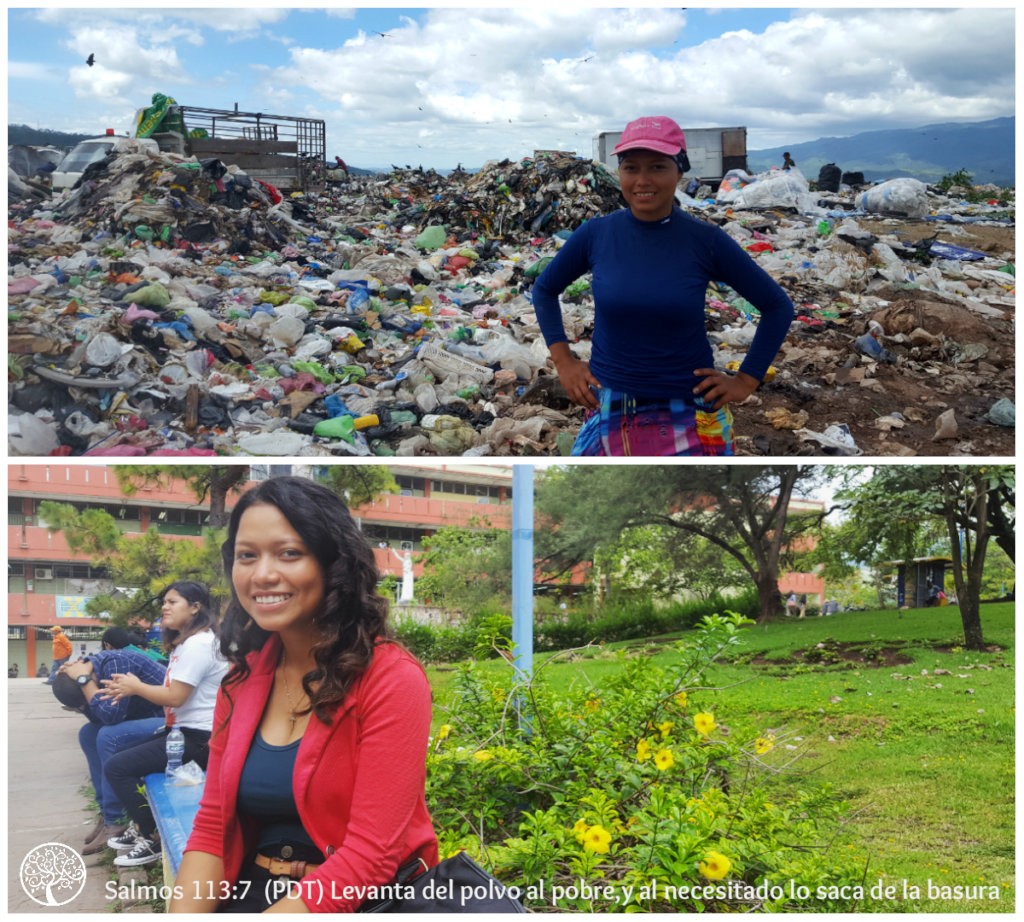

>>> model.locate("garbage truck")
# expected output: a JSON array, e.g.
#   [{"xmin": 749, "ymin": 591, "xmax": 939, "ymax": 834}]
[
  {"xmin": 593, "ymin": 126, "xmax": 747, "ymax": 187},
  {"xmin": 132, "ymin": 98, "xmax": 327, "ymax": 194}
]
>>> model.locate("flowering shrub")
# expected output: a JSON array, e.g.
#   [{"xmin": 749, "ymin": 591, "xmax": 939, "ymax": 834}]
[{"xmin": 425, "ymin": 612, "xmax": 864, "ymax": 911}]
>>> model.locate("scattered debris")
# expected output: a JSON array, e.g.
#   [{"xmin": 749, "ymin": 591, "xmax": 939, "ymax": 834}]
[{"xmin": 7, "ymin": 148, "xmax": 1015, "ymax": 456}]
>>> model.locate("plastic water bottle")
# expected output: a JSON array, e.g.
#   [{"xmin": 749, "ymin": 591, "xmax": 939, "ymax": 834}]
[{"xmin": 166, "ymin": 726, "xmax": 185, "ymax": 781}]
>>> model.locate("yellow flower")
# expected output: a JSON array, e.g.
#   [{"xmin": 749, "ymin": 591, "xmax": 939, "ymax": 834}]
[
  {"xmin": 654, "ymin": 749, "xmax": 675, "ymax": 771},
  {"xmin": 754, "ymin": 734, "xmax": 775, "ymax": 754},
  {"xmin": 694, "ymin": 712, "xmax": 716, "ymax": 736},
  {"xmin": 438, "ymin": 724, "xmax": 452, "ymax": 741},
  {"xmin": 699, "ymin": 850, "xmax": 732, "ymax": 880},
  {"xmin": 636, "ymin": 739, "xmax": 652, "ymax": 762},
  {"xmin": 572, "ymin": 818, "xmax": 589, "ymax": 843},
  {"xmin": 473, "ymin": 750, "xmax": 493, "ymax": 761},
  {"xmin": 584, "ymin": 696, "xmax": 601, "ymax": 713},
  {"xmin": 657, "ymin": 720, "xmax": 675, "ymax": 739},
  {"xmin": 674, "ymin": 691, "xmax": 688, "ymax": 709},
  {"xmin": 583, "ymin": 824, "xmax": 612, "ymax": 855}
]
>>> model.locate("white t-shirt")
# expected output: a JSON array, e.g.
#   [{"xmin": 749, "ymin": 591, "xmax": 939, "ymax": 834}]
[{"xmin": 165, "ymin": 630, "xmax": 229, "ymax": 732}]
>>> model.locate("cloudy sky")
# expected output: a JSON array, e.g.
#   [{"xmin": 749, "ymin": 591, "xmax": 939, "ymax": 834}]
[{"xmin": 8, "ymin": 6, "xmax": 1015, "ymax": 169}]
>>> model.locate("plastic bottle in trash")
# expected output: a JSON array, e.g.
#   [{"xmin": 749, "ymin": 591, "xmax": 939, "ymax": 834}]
[{"xmin": 166, "ymin": 724, "xmax": 185, "ymax": 780}]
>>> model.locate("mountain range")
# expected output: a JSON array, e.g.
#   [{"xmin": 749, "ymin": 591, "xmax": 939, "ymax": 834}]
[{"xmin": 747, "ymin": 117, "xmax": 1014, "ymax": 187}]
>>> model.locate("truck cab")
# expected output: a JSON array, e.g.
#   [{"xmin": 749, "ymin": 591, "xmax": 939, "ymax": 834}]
[{"xmin": 52, "ymin": 134, "xmax": 159, "ymax": 190}]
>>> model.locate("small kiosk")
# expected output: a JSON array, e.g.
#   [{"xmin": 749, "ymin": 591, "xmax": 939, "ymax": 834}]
[{"xmin": 886, "ymin": 556, "xmax": 953, "ymax": 608}]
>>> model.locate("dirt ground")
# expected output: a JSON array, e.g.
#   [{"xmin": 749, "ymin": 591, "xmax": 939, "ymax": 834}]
[{"xmin": 732, "ymin": 220, "xmax": 1015, "ymax": 457}]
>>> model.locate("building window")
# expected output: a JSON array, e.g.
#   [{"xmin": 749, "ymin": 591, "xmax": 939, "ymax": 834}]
[
  {"xmin": 51, "ymin": 563, "xmax": 107, "ymax": 580},
  {"xmin": 395, "ymin": 476, "xmax": 425, "ymax": 497},
  {"xmin": 362, "ymin": 525, "xmax": 424, "ymax": 549},
  {"xmin": 430, "ymin": 481, "xmax": 510, "ymax": 503}
]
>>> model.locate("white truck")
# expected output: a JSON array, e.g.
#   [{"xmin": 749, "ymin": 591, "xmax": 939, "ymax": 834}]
[
  {"xmin": 51, "ymin": 133, "xmax": 159, "ymax": 190},
  {"xmin": 593, "ymin": 126, "xmax": 747, "ymax": 186}
]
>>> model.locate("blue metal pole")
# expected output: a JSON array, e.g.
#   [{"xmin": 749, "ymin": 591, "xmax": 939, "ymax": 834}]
[{"xmin": 511, "ymin": 465, "xmax": 534, "ymax": 686}]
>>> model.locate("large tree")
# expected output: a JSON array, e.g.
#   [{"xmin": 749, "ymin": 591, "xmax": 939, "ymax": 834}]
[
  {"xmin": 838, "ymin": 465, "xmax": 1014, "ymax": 650},
  {"xmin": 115, "ymin": 465, "xmax": 248, "ymax": 527},
  {"xmin": 535, "ymin": 465, "xmax": 823, "ymax": 623},
  {"xmin": 415, "ymin": 520, "xmax": 511, "ymax": 613},
  {"xmin": 38, "ymin": 500, "xmax": 226, "ymax": 626},
  {"xmin": 319, "ymin": 465, "xmax": 399, "ymax": 507}
]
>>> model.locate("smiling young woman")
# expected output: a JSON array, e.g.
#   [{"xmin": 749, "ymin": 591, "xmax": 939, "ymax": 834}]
[
  {"xmin": 533, "ymin": 115, "xmax": 794, "ymax": 456},
  {"xmin": 170, "ymin": 476, "xmax": 437, "ymax": 914}
]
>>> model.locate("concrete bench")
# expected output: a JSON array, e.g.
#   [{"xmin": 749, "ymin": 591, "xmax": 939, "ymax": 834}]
[{"xmin": 144, "ymin": 772, "xmax": 204, "ymax": 888}]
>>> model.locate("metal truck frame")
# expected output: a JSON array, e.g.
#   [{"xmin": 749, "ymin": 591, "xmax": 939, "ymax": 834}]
[{"xmin": 154, "ymin": 105, "xmax": 326, "ymax": 193}]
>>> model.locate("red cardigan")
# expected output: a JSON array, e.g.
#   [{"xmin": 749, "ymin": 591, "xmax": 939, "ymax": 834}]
[{"xmin": 184, "ymin": 635, "xmax": 439, "ymax": 912}]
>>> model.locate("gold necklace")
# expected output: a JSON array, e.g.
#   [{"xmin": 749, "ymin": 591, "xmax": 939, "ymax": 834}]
[{"xmin": 279, "ymin": 649, "xmax": 307, "ymax": 728}]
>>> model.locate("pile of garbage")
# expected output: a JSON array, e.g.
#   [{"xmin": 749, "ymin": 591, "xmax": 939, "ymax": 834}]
[{"xmin": 8, "ymin": 147, "xmax": 1016, "ymax": 457}]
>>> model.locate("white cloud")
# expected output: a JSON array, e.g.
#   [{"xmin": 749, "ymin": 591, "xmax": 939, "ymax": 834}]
[
  {"xmin": 13, "ymin": 7, "xmax": 1015, "ymax": 166},
  {"xmin": 252, "ymin": 7, "xmax": 1012, "ymax": 162},
  {"xmin": 9, "ymin": 62, "xmax": 57, "ymax": 81},
  {"xmin": 64, "ymin": 26, "xmax": 191, "ymax": 103}
]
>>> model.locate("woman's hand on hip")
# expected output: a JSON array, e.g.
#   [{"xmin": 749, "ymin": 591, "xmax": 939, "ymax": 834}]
[
  {"xmin": 692, "ymin": 369, "xmax": 759, "ymax": 410},
  {"xmin": 550, "ymin": 343, "xmax": 600, "ymax": 409}
]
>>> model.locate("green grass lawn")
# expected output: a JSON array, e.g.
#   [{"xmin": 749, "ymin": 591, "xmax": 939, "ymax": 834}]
[{"xmin": 426, "ymin": 604, "xmax": 1015, "ymax": 913}]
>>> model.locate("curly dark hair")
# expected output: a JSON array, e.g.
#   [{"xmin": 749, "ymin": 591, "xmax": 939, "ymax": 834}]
[
  {"xmin": 219, "ymin": 476, "xmax": 391, "ymax": 725},
  {"xmin": 160, "ymin": 580, "xmax": 217, "ymax": 652}
]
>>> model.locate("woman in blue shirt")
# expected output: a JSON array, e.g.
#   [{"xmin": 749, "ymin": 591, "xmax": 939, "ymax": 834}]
[{"xmin": 533, "ymin": 116, "xmax": 794, "ymax": 456}]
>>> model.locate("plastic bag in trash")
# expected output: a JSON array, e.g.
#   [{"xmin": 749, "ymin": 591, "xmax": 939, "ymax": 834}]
[
  {"xmin": 734, "ymin": 168, "xmax": 809, "ymax": 209},
  {"xmin": 857, "ymin": 178, "xmax": 929, "ymax": 218},
  {"xmin": 795, "ymin": 423, "xmax": 863, "ymax": 456},
  {"xmin": 716, "ymin": 169, "xmax": 755, "ymax": 202},
  {"xmin": 986, "ymin": 398, "xmax": 1015, "ymax": 427}
]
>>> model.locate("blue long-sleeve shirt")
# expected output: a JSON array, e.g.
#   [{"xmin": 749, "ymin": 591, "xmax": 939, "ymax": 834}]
[
  {"xmin": 85, "ymin": 647, "xmax": 167, "ymax": 725},
  {"xmin": 532, "ymin": 207, "xmax": 794, "ymax": 399}
]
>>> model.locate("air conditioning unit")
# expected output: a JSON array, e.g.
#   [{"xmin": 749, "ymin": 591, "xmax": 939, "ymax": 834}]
[
  {"xmin": 400, "ymin": 541, "xmax": 414, "ymax": 551},
  {"xmin": 35, "ymin": 568, "xmax": 53, "ymax": 580}
]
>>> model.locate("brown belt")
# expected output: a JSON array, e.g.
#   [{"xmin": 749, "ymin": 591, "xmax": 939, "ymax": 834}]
[{"xmin": 254, "ymin": 852, "xmax": 320, "ymax": 879}]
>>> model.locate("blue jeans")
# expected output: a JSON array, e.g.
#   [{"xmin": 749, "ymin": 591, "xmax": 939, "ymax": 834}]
[
  {"xmin": 46, "ymin": 656, "xmax": 70, "ymax": 684},
  {"xmin": 79, "ymin": 718, "xmax": 166, "ymax": 823}
]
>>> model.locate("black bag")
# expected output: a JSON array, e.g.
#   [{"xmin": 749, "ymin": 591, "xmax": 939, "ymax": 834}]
[
  {"xmin": 360, "ymin": 851, "xmax": 526, "ymax": 913},
  {"xmin": 818, "ymin": 163, "xmax": 842, "ymax": 193}
]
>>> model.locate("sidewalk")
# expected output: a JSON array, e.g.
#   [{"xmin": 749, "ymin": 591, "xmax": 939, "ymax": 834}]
[{"xmin": 8, "ymin": 677, "xmax": 125, "ymax": 913}]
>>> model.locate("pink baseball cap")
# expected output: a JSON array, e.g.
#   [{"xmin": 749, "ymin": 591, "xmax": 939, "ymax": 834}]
[{"xmin": 612, "ymin": 116, "xmax": 687, "ymax": 157}]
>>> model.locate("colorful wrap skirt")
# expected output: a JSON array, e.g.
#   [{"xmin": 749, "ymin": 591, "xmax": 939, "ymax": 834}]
[{"xmin": 571, "ymin": 388, "xmax": 735, "ymax": 457}]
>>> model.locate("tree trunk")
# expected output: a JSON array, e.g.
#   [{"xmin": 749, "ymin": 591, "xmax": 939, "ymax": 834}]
[
  {"xmin": 208, "ymin": 467, "xmax": 247, "ymax": 528},
  {"xmin": 960, "ymin": 599, "xmax": 985, "ymax": 650},
  {"xmin": 754, "ymin": 571, "xmax": 782, "ymax": 623},
  {"xmin": 945, "ymin": 472, "xmax": 989, "ymax": 651}
]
